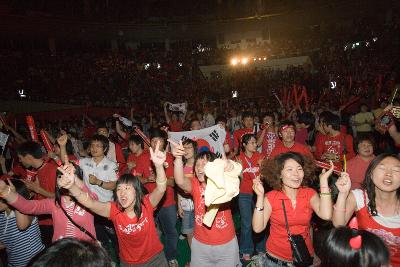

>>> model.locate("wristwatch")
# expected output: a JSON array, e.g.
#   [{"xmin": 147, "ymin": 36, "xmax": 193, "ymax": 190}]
[{"xmin": 98, "ymin": 180, "xmax": 104, "ymax": 187}]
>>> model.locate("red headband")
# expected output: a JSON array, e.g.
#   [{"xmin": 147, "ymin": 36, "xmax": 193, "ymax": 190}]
[{"xmin": 279, "ymin": 124, "xmax": 295, "ymax": 132}]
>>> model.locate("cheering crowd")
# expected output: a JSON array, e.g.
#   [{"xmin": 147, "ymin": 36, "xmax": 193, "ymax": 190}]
[
  {"xmin": 0, "ymin": 92, "xmax": 399, "ymax": 267},
  {"xmin": 0, "ymin": 9, "xmax": 400, "ymax": 267}
]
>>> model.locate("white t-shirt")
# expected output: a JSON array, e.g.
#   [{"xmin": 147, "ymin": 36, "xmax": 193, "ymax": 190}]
[
  {"xmin": 352, "ymin": 189, "xmax": 400, "ymax": 228},
  {"xmin": 79, "ymin": 157, "xmax": 118, "ymax": 202}
]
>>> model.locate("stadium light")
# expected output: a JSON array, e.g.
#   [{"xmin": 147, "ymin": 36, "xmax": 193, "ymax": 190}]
[
  {"xmin": 241, "ymin": 57, "xmax": 248, "ymax": 65},
  {"xmin": 231, "ymin": 58, "xmax": 238, "ymax": 66}
]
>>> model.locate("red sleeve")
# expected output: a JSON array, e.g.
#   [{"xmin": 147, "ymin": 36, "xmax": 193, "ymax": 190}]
[
  {"xmin": 11, "ymin": 196, "xmax": 53, "ymax": 215},
  {"xmin": 109, "ymin": 202, "xmax": 120, "ymax": 220},
  {"xmin": 165, "ymin": 154, "xmax": 174, "ymax": 179},
  {"xmin": 115, "ymin": 143, "xmax": 126, "ymax": 164}
]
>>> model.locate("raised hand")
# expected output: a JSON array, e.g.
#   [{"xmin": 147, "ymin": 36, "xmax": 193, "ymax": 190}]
[
  {"xmin": 335, "ymin": 172, "xmax": 351, "ymax": 194},
  {"xmin": 319, "ymin": 160, "xmax": 335, "ymax": 182},
  {"xmin": 0, "ymin": 180, "xmax": 8, "ymax": 195},
  {"xmin": 252, "ymin": 177, "xmax": 265, "ymax": 197},
  {"xmin": 167, "ymin": 139, "xmax": 185, "ymax": 159},
  {"xmin": 150, "ymin": 140, "xmax": 166, "ymax": 168},
  {"xmin": 57, "ymin": 134, "xmax": 68, "ymax": 147},
  {"xmin": 57, "ymin": 161, "xmax": 76, "ymax": 189}
]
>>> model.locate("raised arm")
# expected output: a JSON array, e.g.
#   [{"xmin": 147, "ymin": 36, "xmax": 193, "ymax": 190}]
[
  {"xmin": 310, "ymin": 161, "xmax": 334, "ymax": 220},
  {"xmin": 169, "ymin": 139, "xmax": 192, "ymax": 193},
  {"xmin": 332, "ymin": 173, "xmax": 355, "ymax": 227},
  {"xmin": 252, "ymin": 177, "xmax": 272, "ymax": 233},
  {"xmin": 164, "ymin": 102, "xmax": 171, "ymax": 123},
  {"xmin": 57, "ymin": 162, "xmax": 111, "ymax": 218},
  {"xmin": 57, "ymin": 133, "xmax": 69, "ymax": 164},
  {"xmin": 3, "ymin": 123, "xmax": 27, "ymax": 144},
  {"xmin": 148, "ymin": 140, "xmax": 168, "ymax": 207}
]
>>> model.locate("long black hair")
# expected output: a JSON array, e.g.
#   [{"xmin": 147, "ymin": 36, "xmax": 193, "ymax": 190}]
[
  {"xmin": 114, "ymin": 174, "xmax": 146, "ymax": 219},
  {"xmin": 193, "ymin": 151, "xmax": 217, "ymax": 183},
  {"xmin": 362, "ymin": 153, "xmax": 400, "ymax": 216},
  {"xmin": 320, "ymin": 227, "xmax": 389, "ymax": 267}
]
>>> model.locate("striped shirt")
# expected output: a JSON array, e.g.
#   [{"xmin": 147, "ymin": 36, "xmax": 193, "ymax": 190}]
[{"xmin": 0, "ymin": 211, "xmax": 44, "ymax": 267}]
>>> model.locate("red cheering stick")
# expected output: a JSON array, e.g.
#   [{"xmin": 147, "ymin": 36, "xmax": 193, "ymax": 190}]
[
  {"xmin": 133, "ymin": 127, "xmax": 151, "ymax": 147},
  {"xmin": 26, "ymin": 116, "xmax": 39, "ymax": 142},
  {"xmin": 40, "ymin": 130, "xmax": 54, "ymax": 153},
  {"xmin": 314, "ymin": 160, "xmax": 341, "ymax": 175}
]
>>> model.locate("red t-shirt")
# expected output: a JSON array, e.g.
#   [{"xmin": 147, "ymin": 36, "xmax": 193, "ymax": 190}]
[
  {"xmin": 314, "ymin": 133, "xmax": 355, "ymax": 169},
  {"xmin": 191, "ymin": 178, "xmax": 235, "ymax": 245},
  {"xmin": 36, "ymin": 160, "xmax": 57, "ymax": 225},
  {"xmin": 266, "ymin": 188, "xmax": 316, "ymax": 260},
  {"xmin": 269, "ymin": 141, "xmax": 312, "ymax": 159},
  {"xmin": 169, "ymin": 120, "xmax": 183, "ymax": 132},
  {"xmin": 257, "ymin": 130, "xmax": 278, "ymax": 156},
  {"xmin": 347, "ymin": 155, "xmax": 374, "ymax": 190},
  {"xmin": 109, "ymin": 195, "xmax": 163, "ymax": 264},
  {"xmin": 295, "ymin": 128, "xmax": 308, "ymax": 145},
  {"xmin": 135, "ymin": 152, "xmax": 175, "ymax": 207},
  {"xmin": 233, "ymin": 128, "xmax": 254, "ymax": 150},
  {"xmin": 237, "ymin": 152, "xmax": 264, "ymax": 194}
]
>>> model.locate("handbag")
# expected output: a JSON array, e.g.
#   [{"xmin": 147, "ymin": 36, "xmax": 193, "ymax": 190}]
[{"xmin": 281, "ymin": 200, "xmax": 313, "ymax": 267}]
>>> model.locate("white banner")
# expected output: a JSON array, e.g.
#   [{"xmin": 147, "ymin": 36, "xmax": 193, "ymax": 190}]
[
  {"xmin": 168, "ymin": 102, "xmax": 187, "ymax": 113},
  {"xmin": 0, "ymin": 132, "xmax": 9, "ymax": 150},
  {"xmin": 169, "ymin": 125, "xmax": 226, "ymax": 158}
]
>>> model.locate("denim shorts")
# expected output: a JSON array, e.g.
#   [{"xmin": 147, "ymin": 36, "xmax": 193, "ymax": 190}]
[{"xmin": 181, "ymin": 210, "xmax": 194, "ymax": 234}]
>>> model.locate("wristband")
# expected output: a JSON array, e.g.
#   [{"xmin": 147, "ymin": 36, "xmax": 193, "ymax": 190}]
[
  {"xmin": 255, "ymin": 206, "xmax": 264, "ymax": 211},
  {"xmin": 319, "ymin": 192, "xmax": 332, "ymax": 196},
  {"xmin": 156, "ymin": 179, "xmax": 167, "ymax": 185}
]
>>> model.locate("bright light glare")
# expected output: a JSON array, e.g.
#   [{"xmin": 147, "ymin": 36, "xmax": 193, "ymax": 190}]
[
  {"xmin": 241, "ymin": 58, "xmax": 248, "ymax": 65},
  {"xmin": 231, "ymin": 58, "xmax": 238, "ymax": 65},
  {"xmin": 263, "ymin": 57, "xmax": 267, "ymax": 60}
]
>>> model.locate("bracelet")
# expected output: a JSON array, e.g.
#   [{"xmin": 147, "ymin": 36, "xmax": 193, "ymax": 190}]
[
  {"xmin": 255, "ymin": 206, "xmax": 264, "ymax": 211},
  {"xmin": 82, "ymin": 192, "xmax": 89, "ymax": 202},
  {"xmin": 333, "ymin": 204, "xmax": 347, "ymax": 212},
  {"xmin": 319, "ymin": 192, "xmax": 332, "ymax": 196},
  {"xmin": 156, "ymin": 179, "xmax": 167, "ymax": 185}
]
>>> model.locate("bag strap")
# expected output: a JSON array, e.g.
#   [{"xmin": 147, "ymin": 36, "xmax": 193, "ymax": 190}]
[
  {"xmin": 60, "ymin": 202, "xmax": 97, "ymax": 241},
  {"xmin": 281, "ymin": 200, "xmax": 292, "ymax": 238}
]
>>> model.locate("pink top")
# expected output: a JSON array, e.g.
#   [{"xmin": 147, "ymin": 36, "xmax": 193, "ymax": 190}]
[{"xmin": 11, "ymin": 186, "xmax": 97, "ymax": 242}]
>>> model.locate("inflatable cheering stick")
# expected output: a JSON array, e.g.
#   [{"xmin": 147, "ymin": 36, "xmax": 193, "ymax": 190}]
[{"xmin": 26, "ymin": 116, "xmax": 39, "ymax": 142}]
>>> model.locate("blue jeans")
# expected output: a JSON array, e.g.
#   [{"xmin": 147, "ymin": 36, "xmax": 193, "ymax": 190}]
[
  {"xmin": 157, "ymin": 205, "xmax": 178, "ymax": 261},
  {"xmin": 238, "ymin": 193, "xmax": 266, "ymax": 255}
]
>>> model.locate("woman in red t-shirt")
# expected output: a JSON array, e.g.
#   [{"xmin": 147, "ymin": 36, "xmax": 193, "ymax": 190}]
[
  {"xmin": 252, "ymin": 152, "xmax": 344, "ymax": 266},
  {"xmin": 57, "ymin": 141, "xmax": 169, "ymax": 267},
  {"xmin": 170, "ymin": 140, "xmax": 240, "ymax": 267},
  {"xmin": 333, "ymin": 154, "xmax": 400, "ymax": 267},
  {"xmin": 235, "ymin": 133, "xmax": 265, "ymax": 260}
]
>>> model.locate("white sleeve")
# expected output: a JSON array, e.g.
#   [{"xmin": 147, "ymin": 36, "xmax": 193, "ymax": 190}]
[
  {"xmin": 106, "ymin": 161, "xmax": 118, "ymax": 182},
  {"xmin": 351, "ymin": 189, "xmax": 365, "ymax": 211}
]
